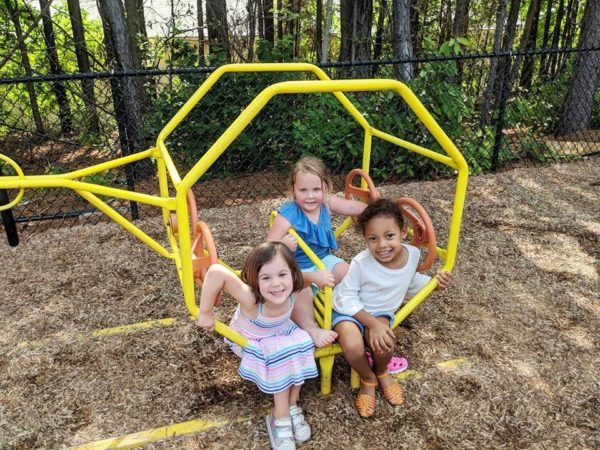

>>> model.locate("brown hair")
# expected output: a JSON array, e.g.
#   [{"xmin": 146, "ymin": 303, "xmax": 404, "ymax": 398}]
[
  {"xmin": 357, "ymin": 198, "xmax": 405, "ymax": 235},
  {"xmin": 241, "ymin": 242, "xmax": 304, "ymax": 303},
  {"xmin": 290, "ymin": 156, "xmax": 333, "ymax": 193}
]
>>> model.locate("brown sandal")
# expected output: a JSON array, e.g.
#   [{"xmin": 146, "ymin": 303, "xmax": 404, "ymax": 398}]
[
  {"xmin": 355, "ymin": 379, "xmax": 377, "ymax": 418},
  {"xmin": 376, "ymin": 370, "xmax": 404, "ymax": 406}
]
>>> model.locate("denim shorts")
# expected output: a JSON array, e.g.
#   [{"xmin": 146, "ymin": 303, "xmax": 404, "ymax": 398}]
[
  {"xmin": 303, "ymin": 254, "xmax": 345, "ymax": 296},
  {"xmin": 331, "ymin": 310, "xmax": 395, "ymax": 334}
]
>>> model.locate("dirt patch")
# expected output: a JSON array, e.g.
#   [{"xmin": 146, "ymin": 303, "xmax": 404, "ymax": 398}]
[{"xmin": 1, "ymin": 158, "xmax": 599, "ymax": 449}]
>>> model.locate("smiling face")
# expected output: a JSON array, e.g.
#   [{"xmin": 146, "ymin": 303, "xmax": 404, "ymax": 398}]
[
  {"xmin": 363, "ymin": 215, "xmax": 408, "ymax": 269},
  {"xmin": 257, "ymin": 253, "xmax": 294, "ymax": 306},
  {"xmin": 292, "ymin": 170, "xmax": 326, "ymax": 215}
]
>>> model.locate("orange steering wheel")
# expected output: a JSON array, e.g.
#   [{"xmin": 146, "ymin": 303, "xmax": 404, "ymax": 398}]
[
  {"xmin": 344, "ymin": 168, "xmax": 381, "ymax": 222},
  {"xmin": 396, "ymin": 197, "xmax": 437, "ymax": 271}
]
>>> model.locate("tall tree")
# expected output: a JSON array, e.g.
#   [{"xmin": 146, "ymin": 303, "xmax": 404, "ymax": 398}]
[
  {"xmin": 4, "ymin": 0, "xmax": 45, "ymax": 136},
  {"xmin": 373, "ymin": 0, "xmax": 388, "ymax": 66},
  {"xmin": 392, "ymin": 0, "xmax": 414, "ymax": 81},
  {"xmin": 197, "ymin": 0, "xmax": 205, "ymax": 62},
  {"xmin": 206, "ymin": 0, "xmax": 230, "ymax": 60},
  {"xmin": 247, "ymin": 0, "xmax": 256, "ymax": 61},
  {"xmin": 548, "ymin": 0, "xmax": 566, "ymax": 77},
  {"xmin": 97, "ymin": 0, "xmax": 144, "ymax": 152},
  {"xmin": 514, "ymin": 0, "xmax": 542, "ymax": 89},
  {"xmin": 452, "ymin": 0, "xmax": 470, "ymax": 38},
  {"xmin": 339, "ymin": 0, "xmax": 373, "ymax": 77},
  {"xmin": 410, "ymin": 0, "xmax": 421, "ymax": 55},
  {"xmin": 321, "ymin": 0, "xmax": 333, "ymax": 62},
  {"xmin": 67, "ymin": 0, "xmax": 99, "ymax": 133},
  {"xmin": 558, "ymin": 0, "xmax": 600, "ymax": 135},
  {"xmin": 539, "ymin": 0, "xmax": 555, "ymax": 78},
  {"xmin": 316, "ymin": 0, "xmax": 323, "ymax": 61},
  {"xmin": 262, "ymin": 0, "xmax": 274, "ymax": 43},
  {"xmin": 39, "ymin": 0, "xmax": 72, "ymax": 133},
  {"xmin": 481, "ymin": 0, "xmax": 507, "ymax": 123}
]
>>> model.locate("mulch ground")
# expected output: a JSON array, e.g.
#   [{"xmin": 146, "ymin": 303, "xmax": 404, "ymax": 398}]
[{"xmin": 1, "ymin": 158, "xmax": 598, "ymax": 449}]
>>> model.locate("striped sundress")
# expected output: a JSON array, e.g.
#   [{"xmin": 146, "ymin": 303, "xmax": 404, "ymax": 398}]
[{"xmin": 227, "ymin": 297, "xmax": 318, "ymax": 394}]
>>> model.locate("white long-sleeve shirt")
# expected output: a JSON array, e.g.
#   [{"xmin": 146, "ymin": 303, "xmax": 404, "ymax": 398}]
[{"xmin": 333, "ymin": 244, "xmax": 430, "ymax": 316}]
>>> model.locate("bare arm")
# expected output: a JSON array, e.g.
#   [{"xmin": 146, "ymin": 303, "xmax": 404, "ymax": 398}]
[
  {"xmin": 196, "ymin": 265, "xmax": 255, "ymax": 331},
  {"xmin": 328, "ymin": 195, "xmax": 368, "ymax": 217},
  {"xmin": 266, "ymin": 214, "xmax": 297, "ymax": 252}
]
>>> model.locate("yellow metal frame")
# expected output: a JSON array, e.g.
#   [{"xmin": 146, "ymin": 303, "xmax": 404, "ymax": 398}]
[{"xmin": 0, "ymin": 63, "xmax": 469, "ymax": 395}]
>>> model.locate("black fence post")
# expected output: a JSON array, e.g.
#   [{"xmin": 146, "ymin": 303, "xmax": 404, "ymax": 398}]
[
  {"xmin": 492, "ymin": 53, "xmax": 513, "ymax": 172},
  {"xmin": 0, "ymin": 166, "xmax": 19, "ymax": 247}
]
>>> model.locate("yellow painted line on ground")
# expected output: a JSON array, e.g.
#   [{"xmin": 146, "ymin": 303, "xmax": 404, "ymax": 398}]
[
  {"xmin": 68, "ymin": 415, "xmax": 251, "ymax": 450},
  {"xmin": 18, "ymin": 318, "xmax": 178, "ymax": 349},
  {"xmin": 393, "ymin": 369, "xmax": 424, "ymax": 380},
  {"xmin": 436, "ymin": 357, "xmax": 468, "ymax": 370}
]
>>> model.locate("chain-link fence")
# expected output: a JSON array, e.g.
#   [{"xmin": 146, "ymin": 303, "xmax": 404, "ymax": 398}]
[{"xmin": 1, "ymin": 48, "xmax": 599, "ymax": 234}]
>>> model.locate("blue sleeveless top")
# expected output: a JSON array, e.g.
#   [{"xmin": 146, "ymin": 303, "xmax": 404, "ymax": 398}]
[{"xmin": 278, "ymin": 201, "xmax": 338, "ymax": 269}]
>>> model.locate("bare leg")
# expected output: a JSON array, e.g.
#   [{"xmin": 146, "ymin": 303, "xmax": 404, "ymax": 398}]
[
  {"xmin": 292, "ymin": 287, "xmax": 337, "ymax": 347},
  {"xmin": 273, "ymin": 389, "xmax": 291, "ymax": 419},
  {"xmin": 366, "ymin": 317, "xmax": 395, "ymax": 390},
  {"xmin": 331, "ymin": 261, "xmax": 349, "ymax": 285},
  {"xmin": 289, "ymin": 385, "xmax": 301, "ymax": 406},
  {"xmin": 335, "ymin": 321, "xmax": 377, "ymax": 396}
]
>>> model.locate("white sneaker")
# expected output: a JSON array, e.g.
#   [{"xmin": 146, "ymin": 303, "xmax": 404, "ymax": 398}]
[
  {"xmin": 289, "ymin": 405, "xmax": 311, "ymax": 442},
  {"xmin": 265, "ymin": 413, "xmax": 296, "ymax": 450}
]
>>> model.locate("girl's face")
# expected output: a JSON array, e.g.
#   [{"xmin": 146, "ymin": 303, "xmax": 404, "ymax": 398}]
[
  {"xmin": 363, "ymin": 215, "xmax": 407, "ymax": 269},
  {"xmin": 292, "ymin": 170, "xmax": 325, "ymax": 214},
  {"xmin": 257, "ymin": 253, "xmax": 294, "ymax": 305}
]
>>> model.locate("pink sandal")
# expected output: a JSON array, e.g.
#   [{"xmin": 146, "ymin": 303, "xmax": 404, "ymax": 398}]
[{"xmin": 365, "ymin": 352, "xmax": 408, "ymax": 375}]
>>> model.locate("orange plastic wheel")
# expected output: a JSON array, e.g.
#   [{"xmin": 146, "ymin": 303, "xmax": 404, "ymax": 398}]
[
  {"xmin": 169, "ymin": 189, "xmax": 199, "ymax": 238},
  {"xmin": 192, "ymin": 220, "xmax": 221, "ymax": 305},
  {"xmin": 344, "ymin": 169, "xmax": 381, "ymax": 222},
  {"xmin": 396, "ymin": 197, "xmax": 437, "ymax": 271}
]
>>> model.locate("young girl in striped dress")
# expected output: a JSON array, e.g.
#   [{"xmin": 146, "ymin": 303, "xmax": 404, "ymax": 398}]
[{"xmin": 196, "ymin": 242, "xmax": 318, "ymax": 450}]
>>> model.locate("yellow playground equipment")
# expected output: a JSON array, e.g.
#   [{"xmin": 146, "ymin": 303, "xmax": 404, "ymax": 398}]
[{"xmin": 0, "ymin": 63, "xmax": 469, "ymax": 395}]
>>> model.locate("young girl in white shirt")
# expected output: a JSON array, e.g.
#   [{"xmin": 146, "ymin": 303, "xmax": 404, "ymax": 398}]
[{"xmin": 332, "ymin": 198, "xmax": 452, "ymax": 418}]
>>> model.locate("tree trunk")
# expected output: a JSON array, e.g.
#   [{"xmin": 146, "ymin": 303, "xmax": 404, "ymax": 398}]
[
  {"xmin": 277, "ymin": 0, "xmax": 283, "ymax": 40},
  {"xmin": 39, "ymin": 0, "xmax": 73, "ymax": 134},
  {"xmin": 557, "ymin": 0, "xmax": 579, "ymax": 70},
  {"xmin": 197, "ymin": 0, "xmax": 205, "ymax": 62},
  {"xmin": 353, "ymin": 0, "xmax": 373, "ymax": 77},
  {"xmin": 392, "ymin": 0, "xmax": 414, "ymax": 81},
  {"xmin": 339, "ymin": 0, "xmax": 353, "ymax": 62},
  {"xmin": 206, "ymin": 0, "xmax": 230, "ymax": 60},
  {"xmin": 539, "ymin": 0, "xmax": 554, "ymax": 78},
  {"xmin": 247, "ymin": 0, "xmax": 256, "ymax": 61},
  {"xmin": 513, "ymin": 0, "xmax": 542, "ymax": 89},
  {"xmin": 123, "ymin": 0, "xmax": 146, "ymax": 69},
  {"xmin": 321, "ymin": 0, "xmax": 333, "ymax": 63},
  {"xmin": 558, "ymin": 0, "xmax": 600, "ymax": 135},
  {"xmin": 263, "ymin": 0, "xmax": 275, "ymax": 43},
  {"xmin": 452, "ymin": 0, "xmax": 471, "ymax": 83},
  {"xmin": 438, "ymin": 0, "xmax": 453, "ymax": 46},
  {"xmin": 67, "ymin": 0, "xmax": 99, "ymax": 133},
  {"xmin": 4, "ymin": 0, "xmax": 45, "ymax": 136},
  {"xmin": 410, "ymin": 0, "xmax": 421, "ymax": 55},
  {"xmin": 549, "ymin": 0, "xmax": 566, "ymax": 77},
  {"xmin": 373, "ymin": 0, "xmax": 387, "ymax": 70},
  {"xmin": 97, "ymin": 0, "xmax": 144, "ymax": 152},
  {"xmin": 452, "ymin": 0, "xmax": 470, "ymax": 37},
  {"xmin": 481, "ymin": 0, "xmax": 507, "ymax": 123},
  {"xmin": 316, "ymin": 0, "xmax": 323, "ymax": 61}
]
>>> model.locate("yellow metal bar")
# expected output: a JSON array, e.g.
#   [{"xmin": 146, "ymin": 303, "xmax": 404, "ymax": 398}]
[
  {"xmin": 76, "ymin": 190, "xmax": 172, "ymax": 259},
  {"xmin": 372, "ymin": 128, "xmax": 458, "ymax": 169},
  {"xmin": 391, "ymin": 278, "xmax": 438, "ymax": 329},
  {"xmin": 157, "ymin": 141, "xmax": 182, "ymax": 185},
  {"xmin": 334, "ymin": 216, "xmax": 353, "ymax": 239},
  {"xmin": 3, "ymin": 177, "xmax": 175, "ymax": 209},
  {"xmin": 444, "ymin": 169, "xmax": 469, "ymax": 270}
]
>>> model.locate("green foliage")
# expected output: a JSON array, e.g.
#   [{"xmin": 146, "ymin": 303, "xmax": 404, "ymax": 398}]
[{"xmin": 256, "ymin": 35, "xmax": 295, "ymax": 62}]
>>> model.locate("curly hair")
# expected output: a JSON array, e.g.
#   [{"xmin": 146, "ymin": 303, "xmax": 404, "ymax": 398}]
[{"xmin": 357, "ymin": 198, "xmax": 405, "ymax": 235}]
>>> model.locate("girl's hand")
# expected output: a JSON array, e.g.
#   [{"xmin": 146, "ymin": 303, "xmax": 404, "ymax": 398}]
[
  {"xmin": 436, "ymin": 271, "xmax": 452, "ymax": 290},
  {"xmin": 195, "ymin": 310, "xmax": 216, "ymax": 331},
  {"xmin": 368, "ymin": 322, "xmax": 395, "ymax": 354},
  {"xmin": 312, "ymin": 269, "xmax": 335, "ymax": 289},
  {"xmin": 281, "ymin": 233, "xmax": 298, "ymax": 252}
]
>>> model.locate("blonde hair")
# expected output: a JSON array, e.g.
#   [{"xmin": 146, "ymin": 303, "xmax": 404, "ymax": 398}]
[{"xmin": 290, "ymin": 156, "xmax": 333, "ymax": 193}]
